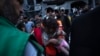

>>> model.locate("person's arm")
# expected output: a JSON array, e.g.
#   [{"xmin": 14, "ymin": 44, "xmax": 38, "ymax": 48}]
[
  {"xmin": 60, "ymin": 47, "xmax": 69, "ymax": 56},
  {"xmin": 45, "ymin": 38, "xmax": 58, "ymax": 46},
  {"xmin": 58, "ymin": 39, "xmax": 69, "ymax": 56}
]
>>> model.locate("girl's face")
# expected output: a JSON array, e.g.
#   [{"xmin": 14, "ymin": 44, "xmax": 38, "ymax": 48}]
[{"xmin": 36, "ymin": 23, "xmax": 41, "ymax": 27}]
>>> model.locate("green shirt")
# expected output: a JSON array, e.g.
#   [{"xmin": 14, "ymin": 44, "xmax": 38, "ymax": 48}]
[{"xmin": 0, "ymin": 16, "xmax": 43, "ymax": 56}]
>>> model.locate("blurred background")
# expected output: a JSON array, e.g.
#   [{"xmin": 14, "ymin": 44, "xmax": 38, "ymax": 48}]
[{"xmin": 22, "ymin": 0, "xmax": 100, "ymax": 18}]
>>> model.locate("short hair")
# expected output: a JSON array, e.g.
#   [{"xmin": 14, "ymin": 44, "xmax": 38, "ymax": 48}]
[
  {"xmin": 54, "ymin": 10, "xmax": 59, "ymax": 14},
  {"xmin": 0, "ymin": 0, "xmax": 23, "ymax": 24},
  {"xmin": 46, "ymin": 7, "xmax": 54, "ymax": 13},
  {"xmin": 23, "ymin": 17, "xmax": 28, "ymax": 19}
]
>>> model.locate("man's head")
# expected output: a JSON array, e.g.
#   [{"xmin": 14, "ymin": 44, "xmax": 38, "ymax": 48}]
[
  {"xmin": 46, "ymin": 7, "xmax": 54, "ymax": 15},
  {"xmin": 23, "ymin": 16, "xmax": 28, "ymax": 22},
  {"xmin": 60, "ymin": 7, "xmax": 65, "ymax": 14},
  {"xmin": 35, "ymin": 14, "xmax": 41, "ymax": 19},
  {"xmin": 0, "ymin": 0, "xmax": 23, "ymax": 24}
]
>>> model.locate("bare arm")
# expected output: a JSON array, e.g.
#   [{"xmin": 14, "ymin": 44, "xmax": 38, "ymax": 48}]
[{"xmin": 60, "ymin": 47, "xmax": 69, "ymax": 56}]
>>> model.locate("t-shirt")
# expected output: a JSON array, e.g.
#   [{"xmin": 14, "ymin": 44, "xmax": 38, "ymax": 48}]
[
  {"xmin": 34, "ymin": 27, "xmax": 44, "ymax": 46},
  {"xmin": 25, "ymin": 21, "xmax": 34, "ymax": 33},
  {"xmin": 24, "ymin": 42, "xmax": 37, "ymax": 56}
]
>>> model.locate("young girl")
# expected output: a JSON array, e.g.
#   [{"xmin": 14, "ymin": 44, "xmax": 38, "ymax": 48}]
[
  {"xmin": 56, "ymin": 16, "xmax": 69, "ymax": 56},
  {"xmin": 31, "ymin": 19, "xmax": 44, "ymax": 46},
  {"xmin": 43, "ymin": 17, "xmax": 69, "ymax": 56},
  {"xmin": 55, "ymin": 29, "xmax": 69, "ymax": 56}
]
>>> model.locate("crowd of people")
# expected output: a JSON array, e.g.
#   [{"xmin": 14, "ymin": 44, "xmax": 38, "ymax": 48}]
[
  {"xmin": 16, "ymin": 5, "xmax": 92, "ymax": 56},
  {"xmin": 16, "ymin": 7, "xmax": 71, "ymax": 56},
  {"xmin": 0, "ymin": 0, "xmax": 100, "ymax": 56}
]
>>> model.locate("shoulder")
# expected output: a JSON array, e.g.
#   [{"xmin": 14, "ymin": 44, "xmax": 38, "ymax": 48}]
[{"xmin": 73, "ymin": 6, "xmax": 100, "ymax": 25}]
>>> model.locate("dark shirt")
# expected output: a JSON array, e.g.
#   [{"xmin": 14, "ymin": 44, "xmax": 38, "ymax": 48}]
[
  {"xmin": 70, "ymin": 6, "xmax": 100, "ymax": 56},
  {"xmin": 17, "ymin": 21, "xmax": 25, "ymax": 31}
]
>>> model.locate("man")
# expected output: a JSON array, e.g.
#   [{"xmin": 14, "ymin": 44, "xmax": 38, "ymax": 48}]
[
  {"xmin": 16, "ymin": 16, "xmax": 26, "ymax": 32},
  {"xmin": 70, "ymin": 6, "xmax": 100, "ymax": 56},
  {"xmin": 0, "ymin": 0, "xmax": 43, "ymax": 56},
  {"xmin": 59, "ymin": 7, "xmax": 71, "ymax": 42},
  {"xmin": 24, "ymin": 18, "xmax": 34, "ymax": 33},
  {"xmin": 43, "ymin": 7, "xmax": 54, "ymax": 19}
]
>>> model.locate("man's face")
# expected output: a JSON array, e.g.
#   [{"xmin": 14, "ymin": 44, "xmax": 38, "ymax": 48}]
[
  {"xmin": 60, "ymin": 10, "xmax": 65, "ymax": 14},
  {"xmin": 0, "ymin": 0, "xmax": 23, "ymax": 24}
]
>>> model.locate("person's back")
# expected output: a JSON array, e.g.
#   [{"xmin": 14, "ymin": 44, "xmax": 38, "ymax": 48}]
[
  {"xmin": 25, "ymin": 20, "xmax": 34, "ymax": 33},
  {"xmin": 70, "ymin": 6, "xmax": 100, "ymax": 56},
  {"xmin": 0, "ymin": 16, "xmax": 29, "ymax": 56},
  {"xmin": 0, "ymin": 16, "xmax": 44, "ymax": 56}
]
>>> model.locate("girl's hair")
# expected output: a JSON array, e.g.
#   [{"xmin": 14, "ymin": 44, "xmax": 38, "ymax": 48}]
[{"xmin": 43, "ymin": 17, "xmax": 58, "ymax": 32}]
